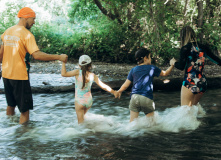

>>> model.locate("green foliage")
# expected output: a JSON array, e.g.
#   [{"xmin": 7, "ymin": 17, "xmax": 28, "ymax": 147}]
[
  {"xmin": 0, "ymin": 3, "xmax": 21, "ymax": 34},
  {"xmin": 1, "ymin": 0, "xmax": 220, "ymax": 64},
  {"xmin": 83, "ymin": 19, "xmax": 129, "ymax": 62},
  {"xmin": 68, "ymin": 0, "xmax": 100, "ymax": 22},
  {"xmin": 32, "ymin": 23, "xmax": 65, "ymax": 55},
  {"xmin": 202, "ymin": 19, "xmax": 221, "ymax": 51}
]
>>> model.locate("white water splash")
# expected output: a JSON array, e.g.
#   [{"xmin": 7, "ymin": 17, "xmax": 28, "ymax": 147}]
[{"xmin": 14, "ymin": 104, "xmax": 206, "ymax": 141}]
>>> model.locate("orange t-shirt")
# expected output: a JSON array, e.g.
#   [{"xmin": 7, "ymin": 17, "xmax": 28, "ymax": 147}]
[{"xmin": 1, "ymin": 25, "xmax": 39, "ymax": 80}]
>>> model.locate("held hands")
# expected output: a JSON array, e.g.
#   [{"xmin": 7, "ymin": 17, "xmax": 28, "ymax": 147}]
[
  {"xmin": 113, "ymin": 90, "xmax": 118, "ymax": 98},
  {"xmin": 170, "ymin": 58, "xmax": 176, "ymax": 66},
  {"xmin": 113, "ymin": 91, "xmax": 122, "ymax": 99},
  {"xmin": 60, "ymin": 54, "xmax": 68, "ymax": 63}
]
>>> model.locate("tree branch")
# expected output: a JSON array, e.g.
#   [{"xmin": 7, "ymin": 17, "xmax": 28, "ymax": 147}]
[
  {"xmin": 93, "ymin": 0, "xmax": 123, "ymax": 24},
  {"xmin": 183, "ymin": 0, "xmax": 189, "ymax": 25},
  {"xmin": 149, "ymin": 0, "xmax": 161, "ymax": 47},
  {"xmin": 197, "ymin": 0, "xmax": 203, "ymax": 42}
]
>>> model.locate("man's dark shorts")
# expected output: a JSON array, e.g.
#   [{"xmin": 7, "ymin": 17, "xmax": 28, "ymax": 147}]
[{"xmin": 3, "ymin": 78, "xmax": 33, "ymax": 113}]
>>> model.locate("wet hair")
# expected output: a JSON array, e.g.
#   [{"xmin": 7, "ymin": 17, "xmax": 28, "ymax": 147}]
[
  {"xmin": 80, "ymin": 62, "xmax": 92, "ymax": 89},
  {"xmin": 180, "ymin": 26, "xmax": 198, "ymax": 47},
  {"xmin": 135, "ymin": 48, "xmax": 151, "ymax": 65}
]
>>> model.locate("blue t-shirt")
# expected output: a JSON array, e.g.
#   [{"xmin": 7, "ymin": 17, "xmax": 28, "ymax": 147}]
[{"xmin": 127, "ymin": 65, "xmax": 161, "ymax": 100}]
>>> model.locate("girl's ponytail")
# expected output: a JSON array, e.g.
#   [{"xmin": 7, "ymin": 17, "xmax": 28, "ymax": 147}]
[{"xmin": 80, "ymin": 63, "xmax": 92, "ymax": 89}]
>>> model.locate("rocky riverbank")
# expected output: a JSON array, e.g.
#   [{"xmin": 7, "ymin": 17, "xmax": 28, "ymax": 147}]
[
  {"xmin": 0, "ymin": 61, "xmax": 220, "ymax": 93},
  {"xmin": 27, "ymin": 61, "xmax": 221, "ymax": 93},
  {"xmin": 29, "ymin": 61, "xmax": 221, "ymax": 78}
]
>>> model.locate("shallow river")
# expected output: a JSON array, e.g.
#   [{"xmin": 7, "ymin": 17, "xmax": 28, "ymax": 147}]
[{"xmin": 0, "ymin": 86, "xmax": 220, "ymax": 159}]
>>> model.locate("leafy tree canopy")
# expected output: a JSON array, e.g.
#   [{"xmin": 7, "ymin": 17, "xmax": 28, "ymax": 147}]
[{"xmin": 0, "ymin": 0, "xmax": 220, "ymax": 64}]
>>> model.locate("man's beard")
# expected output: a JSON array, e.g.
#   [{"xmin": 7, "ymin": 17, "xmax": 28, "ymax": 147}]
[{"xmin": 26, "ymin": 23, "xmax": 32, "ymax": 30}]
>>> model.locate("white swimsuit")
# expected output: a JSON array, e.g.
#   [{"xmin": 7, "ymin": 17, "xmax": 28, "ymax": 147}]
[{"xmin": 75, "ymin": 70, "xmax": 94, "ymax": 108}]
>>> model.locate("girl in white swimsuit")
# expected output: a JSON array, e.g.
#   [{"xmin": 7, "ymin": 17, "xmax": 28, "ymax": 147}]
[
  {"xmin": 61, "ymin": 55, "xmax": 117, "ymax": 124},
  {"xmin": 75, "ymin": 69, "xmax": 94, "ymax": 108}
]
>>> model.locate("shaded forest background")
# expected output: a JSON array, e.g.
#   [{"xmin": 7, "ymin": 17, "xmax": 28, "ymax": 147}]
[{"xmin": 0, "ymin": 0, "xmax": 220, "ymax": 64}]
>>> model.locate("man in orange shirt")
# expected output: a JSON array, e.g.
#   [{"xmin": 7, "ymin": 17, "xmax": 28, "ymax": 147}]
[
  {"xmin": 0, "ymin": 7, "xmax": 68, "ymax": 124},
  {"xmin": 0, "ymin": 37, "xmax": 2, "ymax": 79}
]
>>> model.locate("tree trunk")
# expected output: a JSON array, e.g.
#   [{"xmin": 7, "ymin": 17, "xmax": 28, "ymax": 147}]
[
  {"xmin": 93, "ymin": 0, "xmax": 123, "ymax": 24},
  {"xmin": 183, "ymin": 0, "xmax": 189, "ymax": 25},
  {"xmin": 197, "ymin": 0, "xmax": 203, "ymax": 43},
  {"xmin": 148, "ymin": 0, "xmax": 161, "ymax": 47}
]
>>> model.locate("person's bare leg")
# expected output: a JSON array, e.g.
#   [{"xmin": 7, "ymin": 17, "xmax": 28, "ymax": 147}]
[
  {"xmin": 75, "ymin": 102, "xmax": 86, "ymax": 124},
  {"xmin": 146, "ymin": 111, "xmax": 154, "ymax": 117},
  {"xmin": 181, "ymin": 86, "xmax": 194, "ymax": 106},
  {"xmin": 146, "ymin": 111, "xmax": 155, "ymax": 124},
  {"xmin": 193, "ymin": 93, "xmax": 203, "ymax": 105},
  {"xmin": 19, "ymin": 110, "xmax": 29, "ymax": 124},
  {"xmin": 130, "ymin": 110, "xmax": 139, "ymax": 122},
  {"xmin": 192, "ymin": 93, "xmax": 205, "ymax": 115},
  {"xmin": 84, "ymin": 107, "xmax": 91, "ymax": 115},
  {"xmin": 6, "ymin": 106, "xmax": 15, "ymax": 115}
]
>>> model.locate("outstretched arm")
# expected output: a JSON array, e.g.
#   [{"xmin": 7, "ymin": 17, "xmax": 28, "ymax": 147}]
[
  {"xmin": 204, "ymin": 46, "xmax": 221, "ymax": 66},
  {"xmin": 32, "ymin": 51, "xmax": 68, "ymax": 63},
  {"xmin": 61, "ymin": 62, "xmax": 79, "ymax": 77},
  {"xmin": 117, "ymin": 79, "xmax": 132, "ymax": 99},
  {"xmin": 94, "ymin": 74, "xmax": 116, "ymax": 95},
  {"xmin": 0, "ymin": 38, "xmax": 4, "ymax": 62},
  {"xmin": 160, "ymin": 58, "xmax": 176, "ymax": 77},
  {"xmin": 174, "ymin": 45, "xmax": 189, "ymax": 70},
  {"xmin": 0, "ymin": 44, "xmax": 3, "ymax": 62}
]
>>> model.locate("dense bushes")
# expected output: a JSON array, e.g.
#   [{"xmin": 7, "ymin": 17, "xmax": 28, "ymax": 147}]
[
  {"xmin": 0, "ymin": 0, "xmax": 220, "ymax": 64},
  {"xmin": 32, "ymin": 19, "xmax": 138, "ymax": 63}
]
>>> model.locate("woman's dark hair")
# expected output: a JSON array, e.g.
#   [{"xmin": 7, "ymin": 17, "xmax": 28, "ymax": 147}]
[
  {"xmin": 80, "ymin": 62, "xmax": 92, "ymax": 89},
  {"xmin": 135, "ymin": 48, "xmax": 151, "ymax": 65}
]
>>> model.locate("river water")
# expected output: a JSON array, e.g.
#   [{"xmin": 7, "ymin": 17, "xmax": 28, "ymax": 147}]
[{"xmin": 0, "ymin": 74, "xmax": 220, "ymax": 159}]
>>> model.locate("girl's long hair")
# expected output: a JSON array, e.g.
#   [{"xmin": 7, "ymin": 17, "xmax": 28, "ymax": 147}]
[
  {"xmin": 180, "ymin": 26, "xmax": 199, "ymax": 49},
  {"xmin": 80, "ymin": 62, "xmax": 92, "ymax": 89}
]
